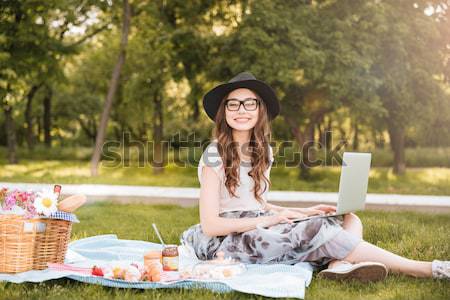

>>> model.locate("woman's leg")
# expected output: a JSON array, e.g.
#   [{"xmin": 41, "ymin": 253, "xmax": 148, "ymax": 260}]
[
  {"xmin": 328, "ymin": 213, "xmax": 363, "ymax": 268},
  {"xmin": 327, "ymin": 213, "xmax": 431, "ymax": 277},
  {"xmin": 343, "ymin": 241, "xmax": 432, "ymax": 278},
  {"xmin": 325, "ymin": 213, "xmax": 432, "ymax": 278}
]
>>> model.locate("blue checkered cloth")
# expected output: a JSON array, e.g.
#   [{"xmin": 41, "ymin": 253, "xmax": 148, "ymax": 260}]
[
  {"xmin": 67, "ymin": 275, "xmax": 231, "ymax": 292},
  {"xmin": 46, "ymin": 211, "xmax": 79, "ymax": 223},
  {"xmin": 0, "ymin": 235, "xmax": 312, "ymax": 298}
]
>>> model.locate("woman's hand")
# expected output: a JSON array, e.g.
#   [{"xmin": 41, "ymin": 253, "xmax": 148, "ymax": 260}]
[
  {"xmin": 259, "ymin": 204, "xmax": 338, "ymax": 229},
  {"xmin": 308, "ymin": 204, "xmax": 337, "ymax": 214},
  {"xmin": 259, "ymin": 210, "xmax": 302, "ymax": 228},
  {"xmin": 259, "ymin": 209, "xmax": 311, "ymax": 228},
  {"xmin": 277, "ymin": 209, "xmax": 309, "ymax": 220},
  {"xmin": 290, "ymin": 207, "xmax": 327, "ymax": 217}
]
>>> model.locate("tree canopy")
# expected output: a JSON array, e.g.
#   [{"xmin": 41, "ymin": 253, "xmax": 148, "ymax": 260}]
[{"xmin": 1, "ymin": 0, "xmax": 449, "ymax": 176}]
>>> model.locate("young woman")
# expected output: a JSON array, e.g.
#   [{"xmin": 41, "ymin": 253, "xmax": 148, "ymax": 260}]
[{"xmin": 181, "ymin": 71, "xmax": 449, "ymax": 281}]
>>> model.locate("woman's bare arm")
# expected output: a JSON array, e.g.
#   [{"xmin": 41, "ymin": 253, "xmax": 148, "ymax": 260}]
[
  {"xmin": 263, "ymin": 202, "xmax": 285, "ymax": 213},
  {"xmin": 264, "ymin": 202, "xmax": 336, "ymax": 216},
  {"xmin": 199, "ymin": 166, "xmax": 288, "ymax": 237}
]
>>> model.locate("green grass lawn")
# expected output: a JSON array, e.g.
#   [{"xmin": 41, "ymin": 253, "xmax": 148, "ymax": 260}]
[
  {"xmin": 1, "ymin": 203, "xmax": 449, "ymax": 300},
  {"xmin": 0, "ymin": 160, "xmax": 449, "ymax": 195}
]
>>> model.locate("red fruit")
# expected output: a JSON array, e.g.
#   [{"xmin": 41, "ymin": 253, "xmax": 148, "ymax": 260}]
[{"xmin": 91, "ymin": 266, "xmax": 104, "ymax": 276}]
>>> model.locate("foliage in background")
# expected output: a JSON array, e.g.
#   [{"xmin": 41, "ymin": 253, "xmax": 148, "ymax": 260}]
[{"xmin": 1, "ymin": 0, "xmax": 449, "ymax": 178}]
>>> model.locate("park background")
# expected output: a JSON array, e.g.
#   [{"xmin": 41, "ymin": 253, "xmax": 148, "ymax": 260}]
[{"xmin": 0, "ymin": 1, "xmax": 449, "ymax": 299}]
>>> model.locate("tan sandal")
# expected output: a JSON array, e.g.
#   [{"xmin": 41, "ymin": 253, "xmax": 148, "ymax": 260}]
[{"xmin": 318, "ymin": 261, "xmax": 388, "ymax": 282}]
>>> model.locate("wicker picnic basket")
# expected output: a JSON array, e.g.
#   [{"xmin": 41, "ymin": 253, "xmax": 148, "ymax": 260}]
[{"xmin": 0, "ymin": 215, "xmax": 72, "ymax": 273}]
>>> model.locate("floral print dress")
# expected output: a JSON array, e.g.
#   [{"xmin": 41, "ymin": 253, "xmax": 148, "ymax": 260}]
[{"xmin": 180, "ymin": 210, "xmax": 361, "ymax": 268}]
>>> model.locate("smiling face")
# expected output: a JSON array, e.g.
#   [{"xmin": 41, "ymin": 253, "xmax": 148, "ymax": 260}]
[
  {"xmin": 213, "ymin": 87, "xmax": 271, "ymax": 203},
  {"xmin": 224, "ymin": 88, "xmax": 260, "ymax": 132}
]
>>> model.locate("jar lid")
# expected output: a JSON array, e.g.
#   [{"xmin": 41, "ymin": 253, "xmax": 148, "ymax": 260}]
[{"xmin": 162, "ymin": 245, "xmax": 179, "ymax": 256}]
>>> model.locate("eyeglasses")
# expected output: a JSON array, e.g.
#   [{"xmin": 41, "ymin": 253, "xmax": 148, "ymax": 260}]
[{"xmin": 225, "ymin": 98, "xmax": 259, "ymax": 111}]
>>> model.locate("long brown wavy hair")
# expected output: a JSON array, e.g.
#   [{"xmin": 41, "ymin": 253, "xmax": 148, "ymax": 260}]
[{"xmin": 213, "ymin": 90, "xmax": 272, "ymax": 203}]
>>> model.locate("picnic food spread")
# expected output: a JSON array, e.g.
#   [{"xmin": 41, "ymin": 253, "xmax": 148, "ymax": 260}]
[{"xmin": 73, "ymin": 249, "xmax": 247, "ymax": 283}]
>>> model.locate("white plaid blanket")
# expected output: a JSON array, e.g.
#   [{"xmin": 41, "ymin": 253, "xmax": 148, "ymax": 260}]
[{"xmin": 0, "ymin": 234, "xmax": 313, "ymax": 298}]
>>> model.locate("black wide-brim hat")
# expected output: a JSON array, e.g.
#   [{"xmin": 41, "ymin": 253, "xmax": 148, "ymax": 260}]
[{"xmin": 202, "ymin": 71, "xmax": 280, "ymax": 121}]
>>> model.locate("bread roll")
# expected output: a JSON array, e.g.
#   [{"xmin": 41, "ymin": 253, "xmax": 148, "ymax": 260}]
[{"xmin": 58, "ymin": 194, "xmax": 87, "ymax": 212}]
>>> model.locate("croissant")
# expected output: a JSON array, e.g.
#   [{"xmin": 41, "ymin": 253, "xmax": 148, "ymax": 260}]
[{"xmin": 58, "ymin": 194, "xmax": 87, "ymax": 213}]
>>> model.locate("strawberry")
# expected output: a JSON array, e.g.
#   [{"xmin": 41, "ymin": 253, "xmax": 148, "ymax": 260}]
[{"xmin": 91, "ymin": 265, "xmax": 104, "ymax": 277}]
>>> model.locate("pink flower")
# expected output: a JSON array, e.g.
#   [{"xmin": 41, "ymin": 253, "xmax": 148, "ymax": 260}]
[
  {"xmin": 3, "ymin": 192, "xmax": 17, "ymax": 210},
  {"xmin": 1, "ymin": 188, "xmax": 52, "ymax": 218},
  {"xmin": 18, "ymin": 192, "xmax": 28, "ymax": 202},
  {"xmin": 1, "ymin": 189, "xmax": 38, "ymax": 217},
  {"xmin": 24, "ymin": 209, "xmax": 38, "ymax": 219}
]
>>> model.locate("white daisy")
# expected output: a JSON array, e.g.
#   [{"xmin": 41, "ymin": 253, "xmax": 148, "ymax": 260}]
[{"xmin": 34, "ymin": 189, "xmax": 58, "ymax": 216}]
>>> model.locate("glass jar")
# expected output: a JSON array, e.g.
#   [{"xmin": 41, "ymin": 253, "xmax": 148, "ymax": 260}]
[{"xmin": 162, "ymin": 245, "xmax": 179, "ymax": 271}]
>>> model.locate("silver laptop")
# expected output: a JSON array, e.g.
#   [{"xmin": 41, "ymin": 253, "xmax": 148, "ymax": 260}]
[{"xmin": 292, "ymin": 152, "xmax": 372, "ymax": 222}]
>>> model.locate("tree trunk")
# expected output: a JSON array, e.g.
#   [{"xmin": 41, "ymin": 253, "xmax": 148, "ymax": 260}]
[
  {"xmin": 285, "ymin": 115, "xmax": 305, "ymax": 147},
  {"xmin": 192, "ymin": 96, "xmax": 199, "ymax": 121},
  {"xmin": 338, "ymin": 125, "xmax": 347, "ymax": 142},
  {"xmin": 152, "ymin": 91, "xmax": 164, "ymax": 174},
  {"xmin": 43, "ymin": 86, "xmax": 53, "ymax": 148},
  {"xmin": 37, "ymin": 116, "xmax": 42, "ymax": 143},
  {"xmin": 387, "ymin": 122, "xmax": 406, "ymax": 175},
  {"xmin": 25, "ymin": 84, "xmax": 41, "ymax": 150},
  {"xmin": 286, "ymin": 113, "xmax": 327, "ymax": 180},
  {"xmin": 285, "ymin": 116, "xmax": 312, "ymax": 179},
  {"xmin": 90, "ymin": 119, "xmax": 97, "ymax": 145},
  {"xmin": 0, "ymin": 120, "xmax": 6, "ymax": 146},
  {"xmin": 189, "ymin": 82, "xmax": 200, "ymax": 121},
  {"xmin": 3, "ymin": 105, "xmax": 18, "ymax": 164},
  {"xmin": 90, "ymin": 0, "xmax": 131, "ymax": 176},
  {"xmin": 317, "ymin": 122, "xmax": 323, "ymax": 147},
  {"xmin": 325, "ymin": 117, "xmax": 332, "ymax": 153},
  {"xmin": 300, "ymin": 123, "xmax": 316, "ymax": 179},
  {"xmin": 374, "ymin": 130, "xmax": 385, "ymax": 149},
  {"xmin": 352, "ymin": 121, "xmax": 359, "ymax": 150}
]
